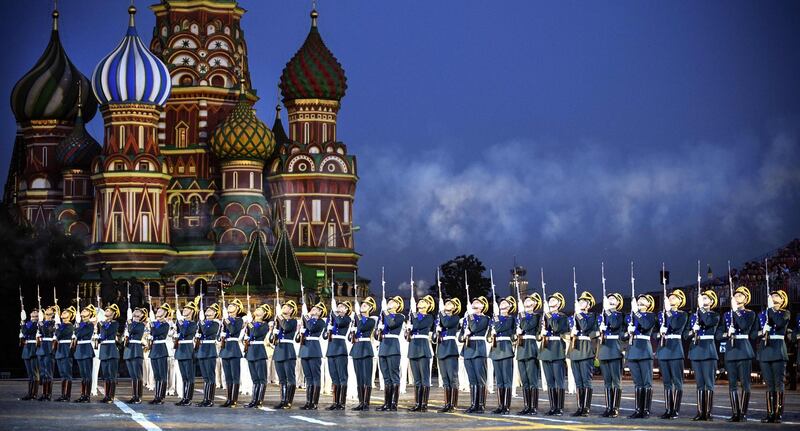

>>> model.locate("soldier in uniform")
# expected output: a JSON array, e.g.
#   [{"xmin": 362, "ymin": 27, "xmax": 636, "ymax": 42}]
[
  {"xmin": 490, "ymin": 296, "xmax": 517, "ymax": 415},
  {"xmin": 245, "ymin": 303, "xmax": 272, "ymax": 408},
  {"xmin": 688, "ymin": 289, "xmax": 720, "ymax": 421},
  {"xmin": 273, "ymin": 299, "xmax": 299, "ymax": 409},
  {"xmin": 351, "ymin": 297, "xmax": 377, "ymax": 411},
  {"xmin": 461, "ymin": 296, "xmax": 490, "ymax": 414},
  {"xmin": 220, "ymin": 298, "xmax": 245, "ymax": 408},
  {"xmin": 325, "ymin": 300, "xmax": 352, "ymax": 410},
  {"xmin": 196, "ymin": 303, "xmax": 221, "ymax": 407},
  {"xmin": 36, "ymin": 305, "xmax": 58, "ymax": 401},
  {"xmin": 437, "ymin": 297, "xmax": 462, "ymax": 413},
  {"xmin": 569, "ymin": 291, "xmax": 598, "ymax": 416},
  {"xmin": 123, "ymin": 308, "xmax": 147, "ymax": 404},
  {"xmin": 299, "ymin": 301, "xmax": 327, "ymax": 410},
  {"xmin": 175, "ymin": 297, "xmax": 200, "ymax": 406},
  {"xmin": 722, "ymin": 286, "xmax": 757, "ymax": 422},
  {"xmin": 408, "ymin": 295, "xmax": 435, "ymax": 412},
  {"xmin": 515, "ymin": 293, "xmax": 542, "ymax": 415},
  {"xmin": 73, "ymin": 305, "xmax": 96, "ymax": 403},
  {"xmin": 540, "ymin": 292, "xmax": 569, "ymax": 416},
  {"xmin": 148, "ymin": 303, "xmax": 172, "ymax": 405},
  {"xmin": 757, "ymin": 289, "xmax": 790, "ymax": 423},
  {"xmin": 19, "ymin": 307, "xmax": 40, "ymax": 400},
  {"xmin": 597, "ymin": 292, "xmax": 625, "ymax": 418},
  {"xmin": 377, "ymin": 295, "xmax": 405, "ymax": 411},
  {"xmin": 98, "ymin": 304, "xmax": 120, "ymax": 403},
  {"xmin": 54, "ymin": 306, "xmax": 77, "ymax": 402},
  {"xmin": 656, "ymin": 289, "xmax": 689, "ymax": 419},
  {"xmin": 626, "ymin": 294, "xmax": 656, "ymax": 419}
]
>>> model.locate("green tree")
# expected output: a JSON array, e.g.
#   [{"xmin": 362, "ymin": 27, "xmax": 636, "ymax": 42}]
[{"xmin": 429, "ymin": 254, "xmax": 491, "ymax": 316}]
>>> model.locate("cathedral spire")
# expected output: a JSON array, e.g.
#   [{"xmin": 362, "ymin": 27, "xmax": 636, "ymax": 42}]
[{"xmin": 311, "ymin": 1, "xmax": 318, "ymax": 27}]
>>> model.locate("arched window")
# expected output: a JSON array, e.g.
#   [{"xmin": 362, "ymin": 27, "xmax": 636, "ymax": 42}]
[
  {"xmin": 193, "ymin": 279, "xmax": 207, "ymax": 296},
  {"xmin": 171, "ymin": 199, "xmax": 181, "ymax": 228},
  {"xmin": 190, "ymin": 196, "xmax": 200, "ymax": 216},
  {"xmin": 303, "ymin": 123, "xmax": 310, "ymax": 144},
  {"xmin": 176, "ymin": 279, "xmax": 190, "ymax": 296}
]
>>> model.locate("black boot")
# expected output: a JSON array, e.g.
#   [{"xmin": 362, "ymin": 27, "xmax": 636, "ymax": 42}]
[
  {"xmin": 362, "ymin": 386, "xmax": 371, "ymax": 411},
  {"xmin": 273, "ymin": 384, "xmax": 286, "ymax": 409},
  {"xmin": 705, "ymin": 390, "xmax": 714, "ymax": 421},
  {"xmin": 517, "ymin": 387, "xmax": 531, "ymax": 415},
  {"xmin": 503, "ymin": 388, "xmax": 512, "ymax": 414},
  {"xmin": 671, "ymin": 389, "xmax": 682, "ymax": 419},
  {"xmin": 660, "ymin": 389, "xmax": 673, "ymax": 419},
  {"xmin": 300, "ymin": 385, "xmax": 312, "ymax": 410},
  {"xmin": 473, "ymin": 385, "xmax": 485, "ymax": 414},
  {"xmin": 530, "ymin": 388, "xmax": 538, "ymax": 415},
  {"xmin": 610, "ymin": 388, "xmax": 621, "ymax": 418},
  {"xmin": 629, "ymin": 387, "xmax": 643, "ymax": 418},
  {"xmin": 692, "ymin": 390, "xmax": 704, "ymax": 421},
  {"xmin": 20, "ymin": 380, "xmax": 34, "ymax": 400},
  {"xmin": 389, "ymin": 384, "xmax": 400, "ymax": 411},
  {"xmin": 601, "ymin": 388, "xmax": 612, "ymax": 417},
  {"xmin": 555, "ymin": 388, "xmax": 564, "ymax": 416},
  {"xmin": 642, "ymin": 387, "xmax": 652, "ymax": 418},
  {"xmin": 545, "ymin": 388, "xmax": 556, "ymax": 415},
  {"xmin": 740, "ymin": 390, "xmax": 749, "ymax": 422},
  {"xmin": 440, "ymin": 386, "xmax": 453, "ymax": 413},
  {"xmin": 101, "ymin": 380, "xmax": 112, "ymax": 403},
  {"xmin": 327, "ymin": 385, "xmax": 340, "ymax": 410},
  {"xmin": 464, "ymin": 386, "xmax": 477, "ymax": 413},
  {"xmin": 220, "ymin": 384, "xmax": 232, "ymax": 408},
  {"xmin": 353, "ymin": 385, "xmax": 366, "ymax": 411},
  {"xmin": 582, "ymin": 388, "xmax": 592, "ymax": 416},
  {"xmin": 572, "ymin": 388, "xmax": 584, "ymax": 416},
  {"xmin": 38, "ymin": 380, "xmax": 51, "ymax": 401},
  {"xmin": 282, "ymin": 384, "xmax": 295, "ymax": 409},
  {"xmin": 74, "ymin": 381, "xmax": 86, "ymax": 403},
  {"xmin": 245, "ymin": 383, "xmax": 260, "ymax": 408},
  {"xmin": 197, "ymin": 382, "xmax": 212, "ymax": 407},
  {"xmin": 128, "ymin": 380, "xmax": 139, "ymax": 404},
  {"xmin": 337, "ymin": 384, "xmax": 347, "ymax": 410},
  {"xmin": 311, "ymin": 385, "xmax": 322, "ymax": 410},
  {"xmin": 774, "ymin": 391, "xmax": 783, "ymax": 424},
  {"xmin": 55, "ymin": 380, "xmax": 68, "ymax": 402},
  {"xmin": 228, "ymin": 384, "xmax": 239, "ymax": 408},
  {"xmin": 492, "ymin": 387, "xmax": 503, "ymax": 414},
  {"xmin": 727, "ymin": 390, "xmax": 741, "ymax": 422},
  {"xmin": 409, "ymin": 385, "xmax": 422, "ymax": 412},
  {"xmin": 378, "ymin": 385, "xmax": 391, "ymax": 411},
  {"xmin": 451, "ymin": 387, "xmax": 459, "ymax": 411}
]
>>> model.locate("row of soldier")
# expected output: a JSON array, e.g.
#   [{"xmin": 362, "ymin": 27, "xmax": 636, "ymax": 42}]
[{"xmin": 17, "ymin": 282, "xmax": 795, "ymax": 423}]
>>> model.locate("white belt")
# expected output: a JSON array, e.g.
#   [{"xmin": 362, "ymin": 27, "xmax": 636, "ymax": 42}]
[
  {"xmin": 77, "ymin": 340, "xmax": 92, "ymax": 344},
  {"xmin": 101, "ymin": 340, "xmax": 116, "ymax": 344},
  {"xmin": 411, "ymin": 334, "xmax": 430, "ymax": 339},
  {"xmin": 666, "ymin": 335, "xmax": 682, "ymax": 339},
  {"xmin": 305, "ymin": 336, "xmax": 320, "ymax": 341},
  {"xmin": 357, "ymin": 337, "xmax": 372, "ymax": 342},
  {"xmin": 279, "ymin": 339, "xmax": 294, "ymax": 344},
  {"xmin": 249, "ymin": 341, "xmax": 265, "ymax": 345},
  {"xmin": 734, "ymin": 335, "xmax": 749, "ymax": 339},
  {"xmin": 576, "ymin": 336, "xmax": 591, "ymax": 341},
  {"xmin": 769, "ymin": 335, "xmax": 785, "ymax": 340},
  {"xmin": 604, "ymin": 335, "xmax": 619, "ymax": 340},
  {"xmin": 522, "ymin": 335, "xmax": 538, "ymax": 340},
  {"xmin": 331, "ymin": 335, "xmax": 347, "ymax": 340},
  {"xmin": 128, "ymin": 340, "xmax": 142, "ymax": 344},
  {"xmin": 383, "ymin": 334, "xmax": 400, "ymax": 339},
  {"xmin": 25, "ymin": 340, "xmax": 37, "ymax": 344},
  {"xmin": 495, "ymin": 336, "xmax": 511, "ymax": 341},
  {"xmin": 547, "ymin": 336, "xmax": 563, "ymax": 341},
  {"xmin": 152, "ymin": 340, "xmax": 167, "ymax": 344},
  {"xmin": 58, "ymin": 340, "xmax": 72, "ymax": 344},
  {"xmin": 201, "ymin": 340, "xmax": 217, "ymax": 344},
  {"xmin": 225, "ymin": 337, "xmax": 239, "ymax": 342},
  {"xmin": 698, "ymin": 335, "xmax": 714, "ymax": 340},
  {"xmin": 178, "ymin": 340, "xmax": 194, "ymax": 344},
  {"xmin": 442, "ymin": 336, "xmax": 457, "ymax": 341},
  {"xmin": 40, "ymin": 337, "xmax": 54, "ymax": 342},
  {"xmin": 634, "ymin": 335, "xmax": 651, "ymax": 340}
]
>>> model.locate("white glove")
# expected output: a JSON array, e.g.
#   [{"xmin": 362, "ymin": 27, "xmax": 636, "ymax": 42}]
[
  {"xmin": 730, "ymin": 297, "xmax": 739, "ymax": 310},
  {"xmin": 762, "ymin": 323, "xmax": 771, "ymax": 333},
  {"xmin": 574, "ymin": 302, "xmax": 581, "ymax": 313},
  {"xmin": 692, "ymin": 324, "xmax": 701, "ymax": 332},
  {"xmin": 627, "ymin": 325, "xmax": 636, "ymax": 333},
  {"xmin": 659, "ymin": 326, "xmax": 667, "ymax": 335},
  {"xmin": 727, "ymin": 326, "xmax": 735, "ymax": 336},
  {"xmin": 767, "ymin": 295, "xmax": 774, "ymax": 309},
  {"xmin": 243, "ymin": 314, "xmax": 253, "ymax": 324},
  {"xmin": 664, "ymin": 302, "xmax": 672, "ymax": 313},
  {"xmin": 599, "ymin": 323, "xmax": 607, "ymax": 332},
  {"xmin": 516, "ymin": 327, "xmax": 523, "ymax": 336},
  {"xmin": 465, "ymin": 328, "xmax": 472, "ymax": 336},
  {"xmin": 571, "ymin": 328, "xmax": 578, "ymax": 336},
  {"xmin": 602, "ymin": 298, "xmax": 610, "ymax": 312},
  {"xmin": 631, "ymin": 302, "xmax": 639, "ymax": 314},
  {"xmin": 327, "ymin": 324, "xmax": 334, "ymax": 332}
]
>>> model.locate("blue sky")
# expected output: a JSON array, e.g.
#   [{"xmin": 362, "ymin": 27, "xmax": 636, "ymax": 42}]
[{"xmin": 2, "ymin": 1, "xmax": 799, "ymax": 298}]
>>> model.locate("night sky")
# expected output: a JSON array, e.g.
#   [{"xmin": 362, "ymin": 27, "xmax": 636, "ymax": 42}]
[{"xmin": 2, "ymin": 1, "xmax": 799, "ymax": 299}]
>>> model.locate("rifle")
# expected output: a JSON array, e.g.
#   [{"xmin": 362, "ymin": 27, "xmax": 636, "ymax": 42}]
[
  {"xmin": 53, "ymin": 286, "xmax": 61, "ymax": 326},
  {"xmin": 567, "ymin": 267, "xmax": 578, "ymax": 355},
  {"xmin": 94, "ymin": 283, "xmax": 104, "ymax": 350},
  {"xmin": 404, "ymin": 267, "xmax": 415, "ymax": 341},
  {"xmin": 326, "ymin": 272, "xmax": 336, "ymax": 342},
  {"xmin": 18, "ymin": 287, "xmax": 26, "ymax": 347},
  {"xmin": 540, "ymin": 268, "xmax": 548, "ymax": 348},
  {"xmin": 629, "ymin": 261, "xmax": 636, "ymax": 346},
  {"xmin": 195, "ymin": 282, "xmax": 204, "ymax": 351},
  {"xmin": 270, "ymin": 274, "xmax": 280, "ymax": 345},
  {"xmin": 374, "ymin": 267, "xmax": 386, "ymax": 341},
  {"xmin": 595, "ymin": 263, "xmax": 607, "ymax": 357},
  {"xmin": 660, "ymin": 262, "xmax": 668, "ymax": 348},
  {"xmin": 36, "ymin": 285, "xmax": 42, "ymax": 347},
  {"xmin": 125, "ymin": 281, "xmax": 132, "ymax": 347},
  {"xmin": 694, "ymin": 260, "xmax": 701, "ymax": 345},
  {"xmin": 458, "ymin": 270, "xmax": 471, "ymax": 344},
  {"xmin": 296, "ymin": 276, "xmax": 307, "ymax": 345},
  {"xmin": 727, "ymin": 260, "xmax": 735, "ymax": 349},
  {"xmin": 348, "ymin": 270, "xmax": 359, "ymax": 343},
  {"xmin": 513, "ymin": 267, "xmax": 524, "ymax": 347},
  {"xmin": 435, "ymin": 267, "xmax": 444, "ymax": 344},
  {"xmin": 487, "ymin": 269, "xmax": 498, "ymax": 348},
  {"xmin": 763, "ymin": 258, "xmax": 770, "ymax": 348}
]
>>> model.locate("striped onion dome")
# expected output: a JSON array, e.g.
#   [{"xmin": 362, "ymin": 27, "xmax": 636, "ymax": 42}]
[
  {"xmin": 10, "ymin": 10, "xmax": 97, "ymax": 123},
  {"xmin": 91, "ymin": 6, "xmax": 171, "ymax": 106},
  {"xmin": 210, "ymin": 88, "xmax": 275, "ymax": 161},
  {"xmin": 56, "ymin": 99, "xmax": 100, "ymax": 170},
  {"xmin": 279, "ymin": 9, "xmax": 347, "ymax": 101}
]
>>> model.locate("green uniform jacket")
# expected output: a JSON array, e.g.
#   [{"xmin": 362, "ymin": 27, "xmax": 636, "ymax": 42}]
[
  {"xmin": 722, "ymin": 309, "xmax": 757, "ymax": 361},
  {"xmin": 597, "ymin": 311, "xmax": 625, "ymax": 361},
  {"xmin": 515, "ymin": 312, "xmax": 541, "ymax": 360},
  {"xmin": 626, "ymin": 312, "xmax": 656, "ymax": 361},
  {"xmin": 539, "ymin": 312, "xmax": 570, "ymax": 361},
  {"xmin": 656, "ymin": 310, "xmax": 689, "ymax": 361},
  {"xmin": 568, "ymin": 311, "xmax": 599, "ymax": 361},
  {"xmin": 756, "ymin": 308, "xmax": 790, "ymax": 362},
  {"xmin": 687, "ymin": 309, "xmax": 719, "ymax": 361},
  {"xmin": 489, "ymin": 315, "xmax": 516, "ymax": 360}
]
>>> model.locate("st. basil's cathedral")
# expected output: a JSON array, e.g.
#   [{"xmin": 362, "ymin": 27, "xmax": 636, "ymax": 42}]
[{"xmin": 3, "ymin": 1, "xmax": 364, "ymax": 302}]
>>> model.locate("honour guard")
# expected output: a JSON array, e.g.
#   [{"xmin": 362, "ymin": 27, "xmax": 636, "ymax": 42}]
[
  {"xmin": 437, "ymin": 298, "xmax": 462, "ymax": 413},
  {"xmin": 407, "ymin": 295, "xmax": 435, "ymax": 412},
  {"xmin": 54, "ymin": 306, "xmax": 77, "ymax": 402},
  {"xmin": 196, "ymin": 303, "xmax": 221, "ymax": 407},
  {"xmin": 377, "ymin": 295, "xmax": 405, "ymax": 411},
  {"xmin": 148, "ymin": 303, "xmax": 172, "ymax": 405},
  {"xmin": 688, "ymin": 289, "xmax": 720, "ymax": 421},
  {"xmin": 175, "ymin": 297, "xmax": 200, "ymax": 406},
  {"xmin": 273, "ymin": 299, "xmax": 299, "ymax": 409},
  {"xmin": 540, "ymin": 292, "xmax": 569, "ymax": 416},
  {"xmin": 757, "ymin": 289, "xmax": 790, "ymax": 423},
  {"xmin": 626, "ymin": 294, "xmax": 656, "ymax": 418},
  {"xmin": 351, "ymin": 297, "xmax": 378, "ymax": 411},
  {"xmin": 98, "ymin": 304, "xmax": 120, "ymax": 404},
  {"xmin": 569, "ymin": 291, "xmax": 598, "ymax": 416},
  {"xmin": 461, "ymin": 296, "xmax": 490, "ymax": 413},
  {"xmin": 723, "ymin": 286, "xmax": 757, "ymax": 422},
  {"xmin": 515, "ymin": 294, "xmax": 542, "ymax": 415},
  {"xmin": 220, "ymin": 298, "xmax": 244, "ymax": 408},
  {"xmin": 36, "ymin": 305, "xmax": 58, "ymax": 401},
  {"xmin": 123, "ymin": 308, "xmax": 147, "ymax": 404},
  {"xmin": 73, "ymin": 305, "xmax": 96, "ymax": 403},
  {"xmin": 490, "ymin": 296, "xmax": 517, "ymax": 415},
  {"xmin": 597, "ymin": 292, "xmax": 625, "ymax": 417},
  {"xmin": 656, "ymin": 289, "xmax": 689, "ymax": 419},
  {"xmin": 326, "ymin": 300, "xmax": 352, "ymax": 410},
  {"xmin": 245, "ymin": 303, "xmax": 273, "ymax": 408},
  {"xmin": 19, "ymin": 307, "xmax": 40, "ymax": 400},
  {"xmin": 299, "ymin": 301, "xmax": 327, "ymax": 410}
]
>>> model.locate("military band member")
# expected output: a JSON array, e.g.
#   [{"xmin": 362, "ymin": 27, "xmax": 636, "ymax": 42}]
[
  {"xmin": 688, "ymin": 289, "xmax": 720, "ymax": 421},
  {"xmin": 757, "ymin": 289, "xmax": 790, "ymax": 423},
  {"xmin": 326, "ymin": 300, "xmax": 352, "ymax": 410},
  {"xmin": 515, "ymin": 294, "xmax": 542, "ymax": 415},
  {"xmin": 98, "ymin": 304, "xmax": 120, "ymax": 404},
  {"xmin": 656, "ymin": 289, "xmax": 689, "ymax": 419},
  {"xmin": 462, "ymin": 296, "xmax": 489, "ymax": 414},
  {"xmin": 245, "ymin": 303, "xmax": 272, "ymax": 408},
  {"xmin": 569, "ymin": 291, "xmax": 598, "ymax": 417},
  {"xmin": 19, "ymin": 307, "xmax": 40, "ymax": 400},
  {"xmin": 54, "ymin": 306, "xmax": 77, "ymax": 402},
  {"xmin": 722, "ymin": 286, "xmax": 757, "ymax": 422},
  {"xmin": 490, "ymin": 296, "xmax": 517, "ymax": 415},
  {"xmin": 626, "ymin": 294, "xmax": 656, "ymax": 419},
  {"xmin": 351, "ymin": 297, "xmax": 378, "ymax": 411},
  {"xmin": 196, "ymin": 303, "xmax": 221, "ymax": 407},
  {"xmin": 299, "ymin": 301, "xmax": 327, "ymax": 410},
  {"xmin": 437, "ymin": 298, "xmax": 462, "ymax": 413},
  {"xmin": 73, "ymin": 305, "xmax": 96, "ymax": 403},
  {"xmin": 273, "ymin": 299, "xmax": 299, "ymax": 409},
  {"xmin": 35, "ymin": 305, "xmax": 58, "ymax": 401},
  {"xmin": 148, "ymin": 303, "xmax": 172, "ymax": 405},
  {"xmin": 220, "ymin": 298, "xmax": 244, "ymax": 408},
  {"xmin": 175, "ymin": 297, "xmax": 200, "ymax": 406},
  {"xmin": 540, "ymin": 292, "xmax": 569, "ymax": 416},
  {"xmin": 378, "ymin": 295, "xmax": 405, "ymax": 411},
  {"xmin": 408, "ymin": 295, "xmax": 435, "ymax": 412},
  {"xmin": 597, "ymin": 293, "xmax": 625, "ymax": 417},
  {"xmin": 123, "ymin": 308, "xmax": 147, "ymax": 404}
]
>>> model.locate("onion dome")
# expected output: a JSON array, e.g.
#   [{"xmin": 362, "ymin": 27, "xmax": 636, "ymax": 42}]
[
  {"xmin": 56, "ymin": 87, "xmax": 100, "ymax": 170},
  {"xmin": 210, "ymin": 86, "xmax": 275, "ymax": 161},
  {"xmin": 279, "ymin": 9, "xmax": 347, "ymax": 101},
  {"xmin": 10, "ymin": 10, "xmax": 97, "ymax": 123},
  {"xmin": 91, "ymin": 6, "xmax": 171, "ymax": 106}
]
